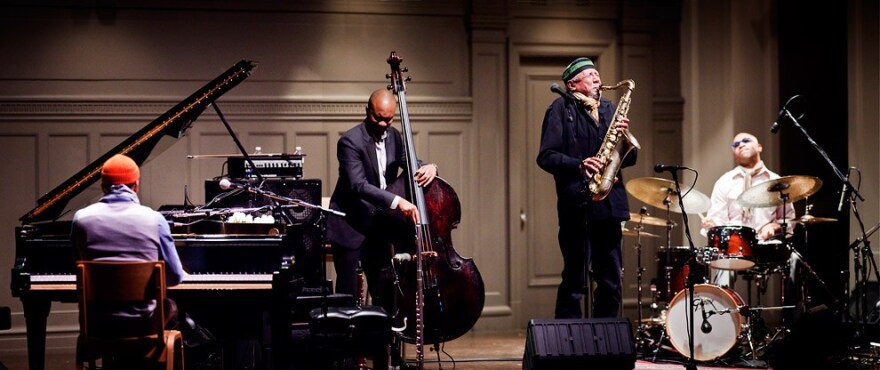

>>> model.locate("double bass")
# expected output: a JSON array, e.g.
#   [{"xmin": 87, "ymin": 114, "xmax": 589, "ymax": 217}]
[{"xmin": 382, "ymin": 52, "xmax": 485, "ymax": 366}]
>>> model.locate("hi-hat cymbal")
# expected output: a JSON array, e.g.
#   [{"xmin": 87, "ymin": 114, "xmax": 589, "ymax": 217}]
[
  {"xmin": 737, "ymin": 175, "xmax": 823, "ymax": 208},
  {"xmin": 626, "ymin": 177, "xmax": 711, "ymax": 214},
  {"xmin": 622, "ymin": 227, "xmax": 660, "ymax": 239},
  {"xmin": 628, "ymin": 212, "xmax": 673, "ymax": 227},
  {"xmin": 797, "ymin": 214, "xmax": 838, "ymax": 225}
]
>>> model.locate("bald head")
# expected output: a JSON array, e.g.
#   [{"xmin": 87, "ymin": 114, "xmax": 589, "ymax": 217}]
[{"xmin": 366, "ymin": 88, "xmax": 396, "ymax": 132}]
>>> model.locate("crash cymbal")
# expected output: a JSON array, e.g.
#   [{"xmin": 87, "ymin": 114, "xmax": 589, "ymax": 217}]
[
  {"xmin": 626, "ymin": 177, "xmax": 711, "ymax": 214},
  {"xmin": 628, "ymin": 212, "xmax": 673, "ymax": 227},
  {"xmin": 737, "ymin": 175, "xmax": 823, "ymax": 208},
  {"xmin": 622, "ymin": 227, "xmax": 660, "ymax": 239},
  {"xmin": 797, "ymin": 214, "xmax": 838, "ymax": 225}
]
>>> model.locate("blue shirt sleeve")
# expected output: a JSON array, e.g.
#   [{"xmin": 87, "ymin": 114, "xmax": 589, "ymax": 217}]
[{"xmin": 155, "ymin": 213, "xmax": 184, "ymax": 286}]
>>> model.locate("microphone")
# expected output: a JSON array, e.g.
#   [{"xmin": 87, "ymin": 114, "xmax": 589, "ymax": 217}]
[
  {"xmin": 838, "ymin": 168, "xmax": 851, "ymax": 213},
  {"xmin": 653, "ymin": 163, "xmax": 687, "ymax": 173},
  {"xmin": 218, "ymin": 178, "xmax": 248, "ymax": 190},
  {"xmin": 392, "ymin": 253, "xmax": 412, "ymax": 263},
  {"xmin": 770, "ymin": 108, "xmax": 788, "ymax": 134},
  {"xmin": 699, "ymin": 299, "xmax": 713, "ymax": 334},
  {"xmin": 770, "ymin": 95, "xmax": 800, "ymax": 134},
  {"xmin": 550, "ymin": 83, "xmax": 577, "ymax": 102}
]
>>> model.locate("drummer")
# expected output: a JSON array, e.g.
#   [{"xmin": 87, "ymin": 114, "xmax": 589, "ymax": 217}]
[{"xmin": 700, "ymin": 132, "xmax": 796, "ymax": 286}]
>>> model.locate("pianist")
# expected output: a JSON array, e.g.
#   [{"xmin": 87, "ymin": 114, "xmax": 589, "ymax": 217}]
[{"xmin": 70, "ymin": 154, "xmax": 185, "ymax": 336}]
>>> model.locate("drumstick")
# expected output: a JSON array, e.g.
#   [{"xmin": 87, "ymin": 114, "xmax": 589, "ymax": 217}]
[{"xmin": 698, "ymin": 212, "xmax": 709, "ymax": 237}]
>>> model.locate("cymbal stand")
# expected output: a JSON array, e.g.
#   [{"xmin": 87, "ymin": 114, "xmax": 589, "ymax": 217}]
[{"xmin": 632, "ymin": 209, "xmax": 649, "ymax": 351}]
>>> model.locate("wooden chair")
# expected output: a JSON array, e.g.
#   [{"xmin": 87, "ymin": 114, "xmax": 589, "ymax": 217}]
[{"xmin": 75, "ymin": 261, "xmax": 184, "ymax": 370}]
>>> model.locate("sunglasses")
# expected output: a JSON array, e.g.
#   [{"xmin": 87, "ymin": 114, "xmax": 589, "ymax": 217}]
[{"xmin": 731, "ymin": 137, "xmax": 753, "ymax": 149}]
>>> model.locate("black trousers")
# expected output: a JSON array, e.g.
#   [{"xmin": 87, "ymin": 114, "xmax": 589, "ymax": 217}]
[{"xmin": 555, "ymin": 215, "xmax": 624, "ymax": 319}]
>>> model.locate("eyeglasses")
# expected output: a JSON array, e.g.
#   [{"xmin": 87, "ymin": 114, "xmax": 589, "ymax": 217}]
[{"xmin": 731, "ymin": 137, "xmax": 753, "ymax": 149}]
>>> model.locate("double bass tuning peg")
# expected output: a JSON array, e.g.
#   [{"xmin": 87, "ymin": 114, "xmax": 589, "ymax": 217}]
[
  {"xmin": 385, "ymin": 73, "xmax": 391, "ymax": 79},
  {"xmin": 405, "ymin": 76, "xmax": 412, "ymax": 82}
]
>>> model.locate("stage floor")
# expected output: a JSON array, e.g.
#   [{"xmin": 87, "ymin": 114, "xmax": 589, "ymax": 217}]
[{"xmin": 5, "ymin": 327, "xmax": 878, "ymax": 369}]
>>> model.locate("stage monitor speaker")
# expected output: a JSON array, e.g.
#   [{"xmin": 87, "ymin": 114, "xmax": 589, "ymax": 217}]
[
  {"xmin": 523, "ymin": 318, "xmax": 635, "ymax": 370},
  {"xmin": 204, "ymin": 178, "xmax": 321, "ymax": 225}
]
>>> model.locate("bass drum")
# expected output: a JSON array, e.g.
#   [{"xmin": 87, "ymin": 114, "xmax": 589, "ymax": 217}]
[{"xmin": 664, "ymin": 284, "xmax": 745, "ymax": 361}]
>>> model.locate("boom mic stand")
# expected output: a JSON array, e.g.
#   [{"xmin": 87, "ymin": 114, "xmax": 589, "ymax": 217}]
[
  {"xmin": 778, "ymin": 101, "xmax": 866, "ymax": 322},
  {"xmin": 663, "ymin": 167, "xmax": 700, "ymax": 370},
  {"xmin": 845, "ymin": 183, "xmax": 880, "ymax": 344}
]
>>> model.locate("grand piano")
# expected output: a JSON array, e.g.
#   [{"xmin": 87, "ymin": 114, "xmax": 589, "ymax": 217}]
[{"xmin": 11, "ymin": 59, "xmax": 322, "ymax": 370}]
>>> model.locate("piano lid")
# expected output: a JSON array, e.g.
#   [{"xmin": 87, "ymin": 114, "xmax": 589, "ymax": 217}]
[{"xmin": 20, "ymin": 59, "xmax": 258, "ymax": 224}]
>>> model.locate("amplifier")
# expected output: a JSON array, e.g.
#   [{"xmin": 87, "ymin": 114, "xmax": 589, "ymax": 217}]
[
  {"xmin": 204, "ymin": 178, "xmax": 322, "ymax": 225},
  {"xmin": 228, "ymin": 154, "xmax": 304, "ymax": 179}
]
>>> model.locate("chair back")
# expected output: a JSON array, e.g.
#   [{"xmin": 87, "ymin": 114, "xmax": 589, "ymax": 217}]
[{"xmin": 77, "ymin": 260, "xmax": 166, "ymax": 342}]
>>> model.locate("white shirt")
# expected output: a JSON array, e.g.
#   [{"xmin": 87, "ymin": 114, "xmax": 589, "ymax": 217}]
[
  {"xmin": 703, "ymin": 161, "xmax": 796, "ymax": 239},
  {"xmin": 374, "ymin": 131, "xmax": 401, "ymax": 209}
]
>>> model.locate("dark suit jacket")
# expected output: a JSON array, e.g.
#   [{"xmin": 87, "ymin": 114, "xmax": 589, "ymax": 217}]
[{"xmin": 327, "ymin": 121, "xmax": 407, "ymax": 250}]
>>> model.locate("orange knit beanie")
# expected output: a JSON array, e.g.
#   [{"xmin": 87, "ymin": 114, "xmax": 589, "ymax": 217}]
[{"xmin": 101, "ymin": 154, "xmax": 140, "ymax": 185}]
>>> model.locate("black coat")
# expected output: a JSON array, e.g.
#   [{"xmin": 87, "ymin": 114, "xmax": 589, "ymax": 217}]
[{"xmin": 536, "ymin": 96, "xmax": 636, "ymax": 222}]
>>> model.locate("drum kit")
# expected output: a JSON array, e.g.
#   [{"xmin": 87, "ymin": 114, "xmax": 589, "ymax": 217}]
[{"xmin": 623, "ymin": 175, "xmax": 837, "ymax": 364}]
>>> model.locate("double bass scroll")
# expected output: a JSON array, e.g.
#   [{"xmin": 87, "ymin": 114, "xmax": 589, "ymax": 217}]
[{"xmin": 382, "ymin": 51, "xmax": 486, "ymax": 367}]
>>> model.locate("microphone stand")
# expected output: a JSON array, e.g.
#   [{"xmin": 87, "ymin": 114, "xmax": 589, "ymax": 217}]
[
  {"xmin": 782, "ymin": 108, "xmax": 863, "ymax": 207},
  {"xmin": 665, "ymin": 168, "xmax": 699, "ymax": 370},
  {"xmin": 784, "ymin": 111, "xmax": 867, "ymax": 321}
]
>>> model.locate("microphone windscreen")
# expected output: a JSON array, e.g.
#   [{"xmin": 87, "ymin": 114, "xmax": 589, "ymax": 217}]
[{"xmin": 218, "ymin": 178, "xmax": 232, "ymax": 190}]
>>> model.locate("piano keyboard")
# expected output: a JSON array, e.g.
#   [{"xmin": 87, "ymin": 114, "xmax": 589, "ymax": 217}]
[{"xmin": 27, "ymin": 273, "xmax": 274, "ymax": 290}]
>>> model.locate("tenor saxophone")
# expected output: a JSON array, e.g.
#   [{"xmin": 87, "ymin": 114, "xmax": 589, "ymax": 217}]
[{"xmin": 586, "ymin": 79, "xmax": 640, "ymax": 201}]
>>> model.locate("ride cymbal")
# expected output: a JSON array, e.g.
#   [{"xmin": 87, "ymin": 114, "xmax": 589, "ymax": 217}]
[
  {"xmin": 626, "ymin": 177, "xmax": 711, "ymax": 214},
  {"xmin": 737, "ymin": 175, "xmax": 822, "ymax": 208}
]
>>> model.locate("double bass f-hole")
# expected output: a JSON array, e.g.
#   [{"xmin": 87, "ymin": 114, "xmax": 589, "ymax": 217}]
[{"xmin": 383, "ymin": 51, "xmax": 486, "ymax": 369}]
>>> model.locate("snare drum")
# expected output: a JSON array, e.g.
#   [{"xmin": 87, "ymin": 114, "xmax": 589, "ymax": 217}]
[
  {"xmin": 665, "ymin": 284, "xmax": 745, "ymax": 361},
  {"xmin": 707, "ymin": 226, "xmax": 757, "ymax": 271}
]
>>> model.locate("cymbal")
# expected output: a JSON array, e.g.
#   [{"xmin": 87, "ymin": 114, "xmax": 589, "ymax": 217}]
[
  {"xmin": 622, "ymin": 227, "xmax": 660, "ymax": 239},
  {"xmin": 639, "ymin": 317, "xmax": 665, "ymax": 325},
  {"xmin": 737, "ymin": 175, "xmax": 823, "ymax": 208},
  {"xmin": 625, "ymin": 177, "xmax": 711, "ymax": 214},
  {"xmin": 797, "ymin": 214, "xmax": 838, "ymax": 225},
  {"xmin": 628, "ymin": 212, "xmax": 673, "ymax": 227}
]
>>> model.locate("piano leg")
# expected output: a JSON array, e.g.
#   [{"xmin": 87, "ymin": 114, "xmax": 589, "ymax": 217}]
[{"xmin": 22, "ymin": 297, "xmax": 51, "ymax": 370}]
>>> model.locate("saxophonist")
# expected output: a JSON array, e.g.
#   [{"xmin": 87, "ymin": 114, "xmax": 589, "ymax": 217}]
[{"xmin": 536, "ymin": 57, "xmax": 638, "ymax": 319}]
